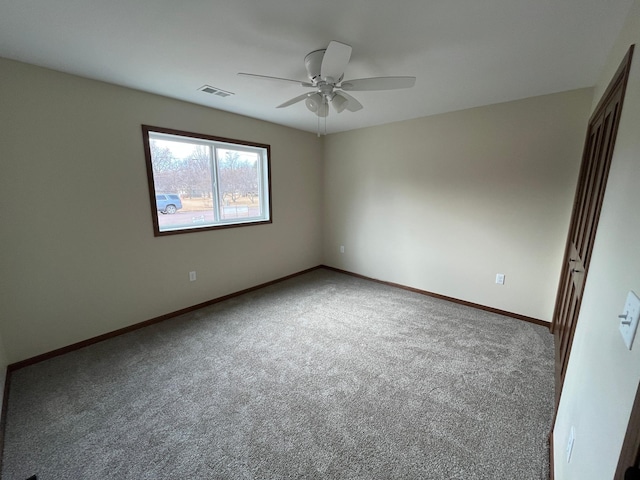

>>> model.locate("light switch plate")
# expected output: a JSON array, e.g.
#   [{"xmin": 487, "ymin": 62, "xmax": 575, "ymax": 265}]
[{"xmin": 619, "ymin": 291, "xmax": 640, "ymax": 350}]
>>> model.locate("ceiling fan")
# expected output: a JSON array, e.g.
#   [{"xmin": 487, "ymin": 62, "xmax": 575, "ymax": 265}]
[{"xmin": 238, "ymin": 41, "xmax": 416, "ymax": 118}]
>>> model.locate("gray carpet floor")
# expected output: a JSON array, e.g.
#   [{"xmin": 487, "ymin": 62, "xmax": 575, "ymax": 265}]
[{"xmin": 2, "ymin": 268, "xmax": 554, "ymax": 479}]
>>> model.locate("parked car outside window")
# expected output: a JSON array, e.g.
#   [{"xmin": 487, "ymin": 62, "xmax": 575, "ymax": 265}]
[{"xmin": 155, "ymin": 194, "xmax": 182, "ymax": 214}]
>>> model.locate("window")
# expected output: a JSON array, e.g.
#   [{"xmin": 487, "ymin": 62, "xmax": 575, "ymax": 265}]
[{"xmin": 142, "ymin": 125, "xmax": 271, "ymax": 235}]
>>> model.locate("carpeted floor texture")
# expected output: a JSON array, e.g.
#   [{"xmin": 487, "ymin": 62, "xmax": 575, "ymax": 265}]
[{"xmin": 2, "ymin": 269, "xmax": 554, "ymax": 479}]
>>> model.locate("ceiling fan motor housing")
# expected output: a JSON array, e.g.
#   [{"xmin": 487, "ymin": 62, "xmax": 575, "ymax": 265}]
[
  {"xmin": 305, "ymin": 49, "xmax": 343, "ymax": 84},
  {"xmin": 304, "ymin": 49, "xmax": 324, "ymax": 83}
]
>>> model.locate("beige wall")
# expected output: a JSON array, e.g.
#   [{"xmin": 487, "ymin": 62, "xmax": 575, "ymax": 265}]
[
  {"xmin": 0, "ymin": 58, "xmax": 323, "ymax": 363},
  {"xmin": 553, "ymin": 1, "xmax": 640, "ymax": 478},
  {"xmin": 323, "ymin": 89, "xmax": 592, "ymax": 321}
]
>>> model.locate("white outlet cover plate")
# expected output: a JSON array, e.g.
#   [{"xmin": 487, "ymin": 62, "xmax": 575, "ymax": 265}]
[{"xmin": 620, "ymin": 290, "xmax": 640, "ymax": 350}]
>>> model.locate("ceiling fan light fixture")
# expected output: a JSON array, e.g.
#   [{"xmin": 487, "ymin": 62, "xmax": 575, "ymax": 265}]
[
  {"xmin": 331, "ymin": 94, "xmax": 348, "ymax": 113},
  {"xmin": 305, "ymin": 93, "xmax": 323, "ymax": 113},
  {"xmin": 306, "ymin": 93, "xmax": 329, "ymax": 116},
  {"xmin": 317, "ymin": 101, "xmax": 329, "ymax": 117}
]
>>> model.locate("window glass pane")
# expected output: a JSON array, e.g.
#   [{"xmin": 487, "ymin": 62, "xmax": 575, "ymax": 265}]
[
  {"xmin": 149, "ymin": 138, "xmax": 216, "ymax": 231},
  {"xmin": 216, "ymin": 148, "xmax": 261, "ymax": 221}
]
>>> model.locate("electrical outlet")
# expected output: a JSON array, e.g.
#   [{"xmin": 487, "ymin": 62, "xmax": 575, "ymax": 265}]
[
  {"xmin": 495, "ymin": 273, "xmax": 505, "ymax": 285},
  {"xmin": 189, "ymin": 271, "xmax": 196, "ymax": 282},
  {"xmin": 340, "ymin": 245, "xmax": 345, "ymax": 254}
]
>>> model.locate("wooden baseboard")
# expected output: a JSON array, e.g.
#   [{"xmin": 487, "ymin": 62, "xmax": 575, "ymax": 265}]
[
  {"xmin": 6, "ymin": 264, "xmax": 549, "ymax": 373},
  {"xmin": 321, "ymin": 265, "xmax": 550, "ymax": 328},
  {"xmin": 7, "ymin": 265, "xmax": 322, "ymax": 373}
]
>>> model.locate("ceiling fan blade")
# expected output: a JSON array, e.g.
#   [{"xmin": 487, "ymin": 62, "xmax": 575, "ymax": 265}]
[
  {"xmin": 334, "ymin": 91, "xmax": 363, "ymax": 112},
  {"xmin": 340, "ymin": 76, "xmax": 416, "ymax": 91},
  {"xmin": 276, "ymin": 93, "xmax": 311, "ymax": 108},
  {"xmin": 238, "ymin": 73, "xmax": 314, "ymax": 88},
  {"xmin": 320, "ymin": 41, "xmax": 352, "ymax": 82}
]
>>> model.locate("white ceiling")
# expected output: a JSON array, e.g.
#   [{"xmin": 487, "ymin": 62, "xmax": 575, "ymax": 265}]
[{"xmin": 0, "ymin": 0, "xmax": 633, "ymax": 134}]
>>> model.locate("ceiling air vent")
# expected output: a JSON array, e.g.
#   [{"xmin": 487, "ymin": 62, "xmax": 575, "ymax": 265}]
[{"xmin": 198, "ymin": 85, "xmax": 234, "ymax": 98}]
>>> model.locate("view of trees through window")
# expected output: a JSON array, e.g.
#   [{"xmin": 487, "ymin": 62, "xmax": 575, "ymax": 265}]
[{"xmin": 142, "ymin": 126, "xmax": 271, "ymax": 235}]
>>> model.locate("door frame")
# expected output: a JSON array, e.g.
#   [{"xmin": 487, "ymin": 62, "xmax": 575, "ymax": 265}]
[{"xmin": 551, "ymin": 44, "xmax": 635, "ymax": 404}]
